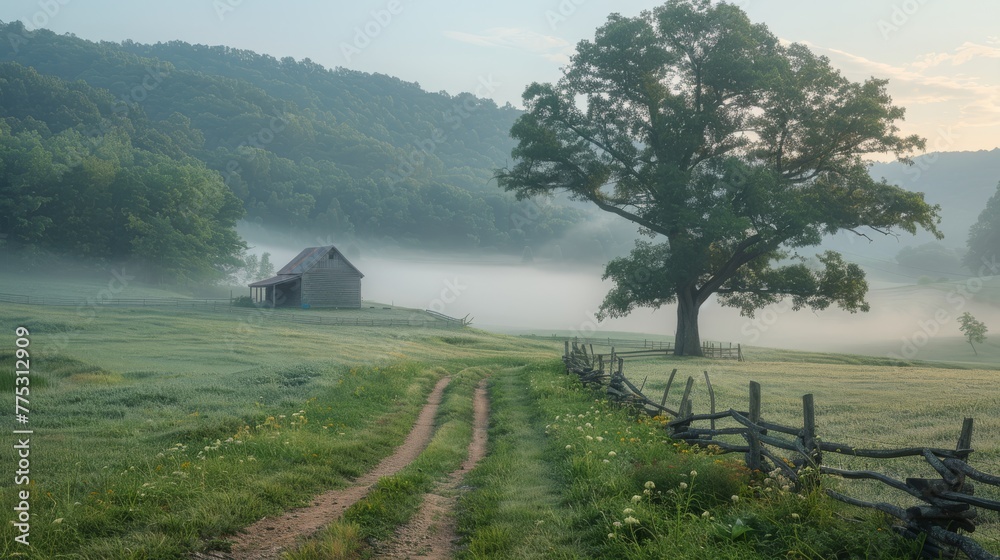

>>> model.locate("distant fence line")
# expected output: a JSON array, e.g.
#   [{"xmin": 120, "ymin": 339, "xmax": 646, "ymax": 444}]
[
  {"xmin": 560, "ymin": 342, "xmax": 1000, "ymax": 560},
  {"xmin": 527, "ymin": 335, "xmax": 743, "ymax": 360},
  {"xmin": 0, "ymin": 292, "xmax": 464, "ymax": 329}
]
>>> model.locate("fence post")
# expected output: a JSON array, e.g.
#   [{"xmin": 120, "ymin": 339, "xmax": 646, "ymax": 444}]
[
  {"xmin": 678, "ymin": 376, "xmax": 694, "ymax": 418},
  {"xmin": 703, "ymin": 370, "xmax": 716, "ymax": 431},
  {"xmin": 957, "ymin": 418, "xmax": 974, "ymax": 460},
  {"xmin": 661, "ymin": 368, "xmax": 678, "ymax": 410},
  {"xmin": 746, "ymin": 381, "xmax": 762, "ymax": 471},
  {"xmin": 749, "ymin": 381, "xmax": 761, "ymax": 424},
  {"xmin": 802, "ymin": 394, "xmax": 820, "ymax": 467}
]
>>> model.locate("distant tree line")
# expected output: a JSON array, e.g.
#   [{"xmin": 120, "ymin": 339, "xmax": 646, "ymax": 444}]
[{"xmin": 0, "ymin": 22, "xmax": 593, "ymax": 283}]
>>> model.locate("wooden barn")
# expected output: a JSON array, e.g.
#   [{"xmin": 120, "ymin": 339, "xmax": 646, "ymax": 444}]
[{"xmin": 248, "ymin": 245, "xmax": 364, "ymax": 308}]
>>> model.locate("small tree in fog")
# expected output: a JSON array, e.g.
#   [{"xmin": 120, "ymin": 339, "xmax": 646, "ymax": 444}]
[
  {"xmin": 958, "ymin": 312, "xmax": 988, "ymax": 356},
  {"xmin": 259, "ymin": 252, "xmax": 274, "ymax": 278},
  {"xmin": 238, "ymin": 251, "xmax": 275, "ymax": 283}
]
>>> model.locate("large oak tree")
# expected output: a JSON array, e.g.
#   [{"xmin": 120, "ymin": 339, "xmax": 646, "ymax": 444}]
[{"xmin": 497, "ymin": 0, "xmax": 942, "ymax": 355}]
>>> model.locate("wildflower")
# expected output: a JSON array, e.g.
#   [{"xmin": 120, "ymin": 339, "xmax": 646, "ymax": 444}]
[
  {"xmin": 608, "ymin": 533, "xmax": 616, "ymax": 539},
  {"xmin": 566, "ymin": 445, "xmax": 573, "ymax": 450},
  {"xmin": 679, "ymin": 482, "xmax": 688, "ymax": 490},
  {"xmin": 702, "ymin": 511, "xmax": 710, "ymax": 518},
  {"xmin": 613, "ymin": 521, "xmax": 623, "ymax": 528},
  {"xmin": 586, "ymin": 436, "xmax": 594, "ymax": 441},
  {"xmin": 690, "ymin": 470, "xmax": 698, "ymax": 477},
  {"xmin": 731, "ymin": 495, "xmax": 739, "ymax": 503},
  {"xmin": 585, "ymin": 423, "xmax": 593, "ymax": 428},
  {"xmin": 624, "ymin": 516, "xmax": 640, "ymax": 525},
  {"xmin": 791, "ymin": 513, "xmax": 800, "ymax": 519},
  {"xmin": 603, "ymin": 459, "xmax": 610, "ymax": 463},
  {"xmin": 644, "ymin": 481, "xmax": 655, "ymax": 490},
  {"xmin": 608, "ymin": 451, "xmax": 617, "ymax": 457},
  {"xmin": 596, "ymin": 436, "xmax": 604, "ymax": 442},
  {"xmin": 631, "ymin": 495, "xmax": 643, "ymax": 503},
  {"xmin": 623, "ymin": 508, "xmax": 634, "ymax": 515}
]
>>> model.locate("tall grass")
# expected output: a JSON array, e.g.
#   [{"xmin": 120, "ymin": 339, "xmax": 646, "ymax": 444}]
[{"xmin": 454, "ymin": 361, "xmax": 920, "ymax": 559}]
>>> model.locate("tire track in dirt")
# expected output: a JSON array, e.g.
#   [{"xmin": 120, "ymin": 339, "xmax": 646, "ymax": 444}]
[
  {"xmin": 196, "ymin": 376, "xmax": 452, "ymax": 560},
  {"xmin": 374, "ymin": 379, "xmax": 490, "ymax": 560}
]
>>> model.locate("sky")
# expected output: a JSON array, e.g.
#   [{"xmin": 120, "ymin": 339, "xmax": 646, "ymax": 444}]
[{"xmin": 0, "ymin": 0, "xmax": 998, "ymax": 155}]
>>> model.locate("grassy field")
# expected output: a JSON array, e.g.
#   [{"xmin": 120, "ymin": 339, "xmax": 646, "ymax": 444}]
[{"xmin": 1, "ymin": 290, "xmax": 999, "ymax": 557}]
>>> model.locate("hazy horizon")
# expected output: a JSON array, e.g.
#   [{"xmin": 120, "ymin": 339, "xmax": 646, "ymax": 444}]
[{"xmin": 234, "ymin": 226, "xmax": 1000, "ymax": 361}]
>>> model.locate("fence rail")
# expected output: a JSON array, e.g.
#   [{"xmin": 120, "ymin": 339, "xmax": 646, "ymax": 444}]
[
  {"xmin": 669, "ymin": 381, "xmax": 999, "ymax": 560},
  {"xmin": 559, "ymin": 342, "xmax": 999, "ymax": 559},
  {"xmin": 549, "ymin": 336, "xmax": 742, "ymax": 360},
  {"xmin": 0, "ymin": 293, "xmax": 464, "ymax": 329}
]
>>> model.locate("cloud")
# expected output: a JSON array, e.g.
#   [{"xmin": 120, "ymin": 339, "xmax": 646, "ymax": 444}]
[
  {"xmin": 794, "ymin": 42, "xmax": 1000, "ymax": 152},
  {"xmin": 911, "ymin": 42, "xmax": 1000, "ymax": 71},
  {"xmin": 443, "ymin": 27, "xmax": 573, "ymax": 64}
]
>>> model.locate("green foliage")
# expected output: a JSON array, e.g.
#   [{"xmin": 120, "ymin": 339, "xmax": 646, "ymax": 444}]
[
  {"xmin": 497, "ymin": 0, "xmax": 940, "ymax": 353},
  {"xmin": 966, "ymin": 181, "xmax": 1000, "ymax": 273},
  {"xmin": 958, "ymin": 311, "xmax": 988, "ymax": 355},
  {"xmin": 0, "ymin": 23, "xmax": 588, "ymax": 255},
  {"xmin": 0, "ymin": 63, "xmax": 246, "ymax": 283}
]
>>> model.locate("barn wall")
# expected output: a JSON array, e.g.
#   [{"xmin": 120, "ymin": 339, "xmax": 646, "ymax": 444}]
[{"xmin": 301, "ymin": 251, "xmax": 362, "ymax": 308}]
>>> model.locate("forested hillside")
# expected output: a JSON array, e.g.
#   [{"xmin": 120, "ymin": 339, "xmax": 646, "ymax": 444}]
[{"xmin": 0, "ymin": 21, "xmax": 585, "ymax": 282}]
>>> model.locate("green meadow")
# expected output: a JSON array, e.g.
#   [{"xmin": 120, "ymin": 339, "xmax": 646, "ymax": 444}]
[{"xmin": 0, "ymin": 293, "xmax": 998, "ymax": 558}]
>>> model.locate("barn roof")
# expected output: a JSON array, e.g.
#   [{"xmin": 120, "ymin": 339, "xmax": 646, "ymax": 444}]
[
  {"xmin": 248, "ymin": 245, "xmax": 365, "ymax": 288},
  {"xmin": 277, "ymin": 245, "xmax": 364, "ymax": 277}
]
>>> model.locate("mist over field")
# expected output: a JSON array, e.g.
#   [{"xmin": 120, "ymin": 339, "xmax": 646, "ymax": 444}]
[{"xmin": 239, "ymin": 227, "xmax": 1000, "ymax": 359}]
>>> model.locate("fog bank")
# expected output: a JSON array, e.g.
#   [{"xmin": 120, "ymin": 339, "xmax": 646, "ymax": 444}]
[{"xmin": 241, "ymin": 231, "xmax": 1000, "ymax": 357}]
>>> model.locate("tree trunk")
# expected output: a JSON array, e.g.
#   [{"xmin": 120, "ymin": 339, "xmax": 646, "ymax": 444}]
[{"xmin": 674, "ymin": 288, "xmax": 703, "ymax": 356}]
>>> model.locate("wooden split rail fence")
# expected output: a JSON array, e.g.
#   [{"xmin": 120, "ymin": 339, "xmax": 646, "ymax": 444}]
[
  {"xmin": 669, "ymin": 381, "xmax": 1000, "ymax": 560},
  {"xmin": 562, "ymin": 340, "xmax": 717, "ymax": 419},
  {"xmin": 561, "ymin": 342, "xmax": 1000, "ymax": 559}
]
